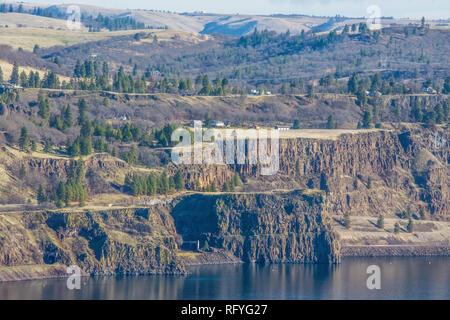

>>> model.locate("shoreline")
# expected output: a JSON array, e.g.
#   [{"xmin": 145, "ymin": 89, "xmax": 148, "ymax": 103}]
[
  {"xmin": 2, "ymin": 248, "xmax": 450, "ymax": 283},
  {"xmin": 341, "ymin": 245, "xmax": 450, "ymax": 257}
]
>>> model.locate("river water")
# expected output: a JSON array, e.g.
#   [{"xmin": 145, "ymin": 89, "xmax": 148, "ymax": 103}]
[{"xmin": 0, "ymin": 257, "xmax": 448, "ymax": 300}]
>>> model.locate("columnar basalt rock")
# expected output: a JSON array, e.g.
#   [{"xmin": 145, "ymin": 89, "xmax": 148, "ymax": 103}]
[
  {"xmin": 0, "ymin": 207, "xmax": 185, "ymax": 276},
  {"xmin": 171, "ymin": 192, "xmax": 341, "ymax": 264}
]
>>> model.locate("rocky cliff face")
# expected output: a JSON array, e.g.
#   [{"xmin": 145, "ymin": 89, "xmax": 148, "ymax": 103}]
[
  {"xmin": 0, "ymin": 192, "xmax": 340, "ymax": 280},
  {"xmin": 232, "ymin": 128, "xmax": 448, "ymax": 219},
  {"xmin": 0, "ymin": 206, "xmax": 185, "ymax": 276},
  {"xmin": 171, "ymin": 192, "xmax": 340, "ymax": 264}
]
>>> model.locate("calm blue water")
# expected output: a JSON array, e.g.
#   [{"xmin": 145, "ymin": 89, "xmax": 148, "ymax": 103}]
[{"xmin": 0, "ymin": 257, "xmax": 449, "ymax": 300}]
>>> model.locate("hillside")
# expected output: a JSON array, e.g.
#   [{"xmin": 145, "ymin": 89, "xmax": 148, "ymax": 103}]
[
  {"xmin": 2, "ymin": 3, "xmax": 449, "ymax": 36},
  {"xmin": 0, "ymin": 3, "xmax": 448, "ymax": 282}
]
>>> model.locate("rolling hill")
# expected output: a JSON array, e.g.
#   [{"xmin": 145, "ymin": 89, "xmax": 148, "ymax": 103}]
[{"xmin": 2, "ymin": 2, "xmax": 449, "ymax": 36}]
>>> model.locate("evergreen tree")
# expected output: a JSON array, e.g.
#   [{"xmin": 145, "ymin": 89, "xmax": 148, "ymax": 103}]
[
  {"xmin": 434, "ymin": 103, "xmax": 445, "ymax": 124},
  {"xmin": 159, "ymin": 170, "xmax": 170, "ymax": 194},
  {"xmin": 419, "ymin": 208, "xmax": 426, "ymax": 220},
  {"xmin": 174, "ymin": 170, "xmax": 185, "ymax": 191},
  {"xmin": 347, "ymin": 73, "xmax": 359, "ymax": 94},
  {"xmin": 394, "ymin": 222, "xmax": 400, "ymax": 234},
  {"xmin": 307, "ymin": 84, "xmax": 315, "ymax": 98},
  {"xmin": 77, "ymin": 98, "xmax": 88, "ymax": 124},
  {"xmin": 44, "ymin": 140, "xmax": 53, "ymax": 153},
  {"xmin": 19, "ymin": 127, "xmax": 30, "ymax": 151},
  {"xmin": 63, "ymin": 104, "xmax": 73, "ymax": 128},
  {"xmin": 377, "ymin": 214, "xmax": 384, "ymax": 229},
  {"xmin": 10, "ymin": 62, "xmax": 20, "ymax": 84},
  {"xmin": 80, "ymin": 136, "xmax": 93, "ymax": 156},
  {"xmin": 411, "ymin": 98, "xmax": 422, "ymax": 122},
  {"xmin": 407, "ymin": 218, "xmax": 414, "ymax": 233},
  {"xmin": 233, "ymin": 172, "xmax": 242, "ymax": 187},
  {"xmin": 38, "ymin": 92, "xmax": 50, "ymax": 121},
  {"xmin": 37, "ymin": 184, "xmax": 47, "ymax": 204},
  {"xmin": 362, "ymin": 111, "xmax": 372, "ymax": 128},
  {"xmin": 121, "ymin": 123, "xmax": 133, "ymax": 142},
  {"xmin": 19, "ymin": 71, "xmax": 28, "ymax": 87},
  {"xmin": 326, "ymin": 115, "xmax": 336, "ymax": 129},
  {"xmin": 0, "ymin": 66, "xmax": 3, "ymax": 83},
  {"xmin": 443, "ymin": 76, "xmax": 450, "ymax": 94},
  {"xmin": 68, "ymin": 139, "xmax": 81, "ymax": 157}
]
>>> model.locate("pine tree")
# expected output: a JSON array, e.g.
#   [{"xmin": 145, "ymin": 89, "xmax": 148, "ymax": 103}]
[
  {"xmin": 403, "ymin": 206, "xmax": 412, "ymax": 219},
  {"xmin": 80, "ymin": 136, "xmax": 92, "ymax": 156},
  {"xmin": 44, "ymin": 140, "xmax": 53, "ymax": 153},
  {"xmin": 68, "ymin": 138, "xmax": 80, "ymax": 157},
  {"xmin": 19, "ymin": 71, "xmax": 28, "ymax": 87},
  {"xmin": 444, "ymin": 76, "xmax": 450, "ymax": 94},
  {"xmin": 174, "ymin": 170, "xmax": 185, "ymax": 191},
  {"xmin": 419, "ymin": 208, "xmax": 426, "ymax": 220},
  {"xmin": 326, "ymin": 115, "xmax": 336, "ymax": 129},
  {"xmin": 411, "ymin": 98, "xmax": 422, "ymax": 122},
  {"xmin": 37, "ymin": 184, "xmax": 47, "ymax": 204},
  {"xmin": 10, "ymin": 62, "xmax": 20, "ymax": 84},
  {"xmin": 377, "ymin": 214, "xmax": 384, "ymax": 229},
  {"xmin": 38, "ymin": 92, "xmax": 50, "ymax": 121},
  {"xmin": 407, "ymin": 218, "xmax": 414, "ymax": 233},
  {"xmin": 394, "ymin": 222, "xmax": 400, "ymax": 234},
  {"xmin": 19, "ymin": 127, "xmax": 30, "ymax": 151},
  {"xmin": 233, "ymin": 173, "xmax": 242, "ymax": 187},
  {"xmin": 77, "ymin": 98, "xmax": 88, "ymax": 125},
  {"xmin": 159, "ymin": 170, "xmax": 170, "ymax": 194},
  {"xmin": 307, "ymin": 84, "xmax": 315, "ymax": 98},
  {"xmin": 362, "ymin": 111, "xmax": 372, "ymax": 128},
  {"xmin": 63, "ymin": 105, "xmax": 73, "ymax": 128},
  {"xmin": 347, "ymin": 73, "xmax": 359, "ymax": 94}
]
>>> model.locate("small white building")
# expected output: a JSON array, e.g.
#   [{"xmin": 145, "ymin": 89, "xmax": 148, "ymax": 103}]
[
  {"xmin": 275, "ymin": 125, "xmax": 291, "ymax": 131},
  {"xmin": 424, "ymin": 87, "xmax": 437, "ymax": 94},
  {"xmin": 1, "ymin": 82, "xmax": 22, "ymax": 89},
  {"xmin": 211, "ymin": 121, "xmax": 225, "ymax": 128}
]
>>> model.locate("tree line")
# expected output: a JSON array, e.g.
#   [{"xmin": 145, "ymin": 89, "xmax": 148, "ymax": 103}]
[{"xmin": 127, "ymin": 170, "xmax": 185, "ymax": 196}]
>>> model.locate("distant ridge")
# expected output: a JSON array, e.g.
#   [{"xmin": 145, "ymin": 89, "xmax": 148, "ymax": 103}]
[{"xmin": 1, "ymin": 2, "xmax": 449, "ymax": 36}]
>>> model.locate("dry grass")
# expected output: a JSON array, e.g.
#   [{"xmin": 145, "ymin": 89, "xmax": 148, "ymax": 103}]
[
  {"xmin": 0, "ymin": 26, "xmax": 211, "ymax": 52},
  {"xmin": 0, "ymin": 59, "xmax": 71, "ymax": 82},
  {"xmin": 0, "ymin": 13, "xmax": 87, "ymax": 30},
  {"xmin": 0, "ymin": 264, "xmax": 68, "ymax": 282},
  {"xmin": 332, "ymin": 215, "xmax": 450, "ymax": 246}
]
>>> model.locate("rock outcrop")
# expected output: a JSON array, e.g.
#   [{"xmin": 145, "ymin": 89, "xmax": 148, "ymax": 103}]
[
  {"xmin": 171, "ymin": 192, "xmax": 340, "ymax": 264},
  {"xmin": 0, "ymin": 206, "xmax": 185, "ymax": 277},
  {"xmin": 231, "ymin": 128, "xmax": 448, "ymax": 219}
]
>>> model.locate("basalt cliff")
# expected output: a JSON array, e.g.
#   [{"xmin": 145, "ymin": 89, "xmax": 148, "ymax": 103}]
[{"xmin": 0, "ymin": 125, "xmax": 448, "ymax": 281}]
